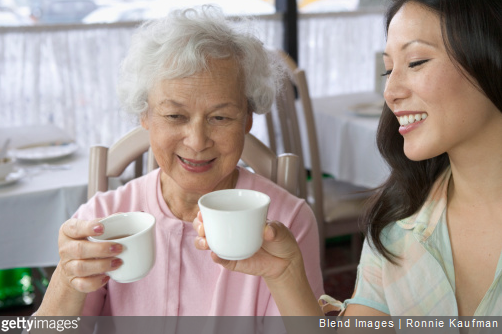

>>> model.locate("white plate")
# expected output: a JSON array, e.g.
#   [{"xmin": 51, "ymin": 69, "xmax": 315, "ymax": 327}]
[
  {"xmin": 0, "ymin": 168, "xmax": 25, "ymax": 187},
  {"xmin": 11, "ymin": 143, "xmax": 78, "ymax": 161},
  {"xmin": 348, "ymin": 101, "xmax": 385, "ymax": 117}
]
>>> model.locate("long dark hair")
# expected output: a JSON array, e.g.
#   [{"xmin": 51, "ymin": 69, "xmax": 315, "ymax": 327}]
[{"xmin": 364, "ymin": 0, "xmax": 502, "ymax": 263}]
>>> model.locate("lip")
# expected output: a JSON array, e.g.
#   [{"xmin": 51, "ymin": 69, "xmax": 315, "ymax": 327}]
[
  {"xmin": 398, "ymin": 120, "xmax": 426, "ymax": 135},
  {"xmin": 177, "ymin": 155, "xmax": 215, "ymax": 173},
  {"xmin": 394, "ymin": 111, "xmax": 427, "ymax": 135}
]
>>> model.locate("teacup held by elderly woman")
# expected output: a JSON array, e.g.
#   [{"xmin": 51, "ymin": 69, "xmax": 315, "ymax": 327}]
[{"xmin": 198, "ymin": 189, "xmax": 271, "ymax": 260}]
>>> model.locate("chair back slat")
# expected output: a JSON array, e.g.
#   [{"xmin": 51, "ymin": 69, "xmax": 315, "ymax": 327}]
[
  {"xmin": 277, "ymin": 153, "xmax": 300, "ymax": 195},
  {"xmin": 241, "ymin": 133, "xmax": 278, "ymax": 183},
  {"xmin": 88, "ymin": 146, "xmax": 109, "ymax": 198},
  {"xmin": 294, "ymin": 68, "xmax": 325, "ymax": 226},
  {"xmin": 107, "ymin": 127, "xmax": 151, "ymax": 177}
]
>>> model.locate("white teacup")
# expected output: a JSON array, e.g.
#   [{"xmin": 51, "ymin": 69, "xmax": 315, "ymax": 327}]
[
  {"xmin": 198, "ymin": 189, "xmax": 270, "ymax": 260},
  {"xmin": 0, "ymin": 157, "xmax": 15, "ymax": 180},
  {"xmin": 88, "ymin": 212, "xmax": 156, "ymax": 283}
]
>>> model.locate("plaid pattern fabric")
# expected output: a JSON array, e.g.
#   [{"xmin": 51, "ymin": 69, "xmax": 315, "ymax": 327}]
[{"xmin": 341, "ymin": 166, "xmax": 502, "ymax": 315}]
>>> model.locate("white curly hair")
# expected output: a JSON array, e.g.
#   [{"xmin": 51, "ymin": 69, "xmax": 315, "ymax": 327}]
[{"xmin": 117, "ymin": 5, "xmax": 283, "ymax": 116}]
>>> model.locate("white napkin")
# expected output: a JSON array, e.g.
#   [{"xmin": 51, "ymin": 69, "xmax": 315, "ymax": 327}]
[{"xmin": 0, "ymin": 124, "xmax": 74, "ymax": 149}]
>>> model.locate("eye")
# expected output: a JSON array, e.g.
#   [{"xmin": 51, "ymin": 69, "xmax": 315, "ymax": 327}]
[
  {"xmin": 209, "ymin": 116, "xmax": 230, "ymax": 124},
  {"xmin": 381, "ymin": 69, "xmax": 392, "ymax": 77},
  {"xmin": 409, "ymin": 59, "xmax": 430, "ymax": 68},
  {"xmin": 165, "ymin": 114, "xmax": 187, "ymax": 123},
  {"xmin": 381, "ymin": 59, "xmax": 430, "ymax": 77},
  {"xmin": 208, "ymin": 115, "xmax": 232, "ymax": 125}
]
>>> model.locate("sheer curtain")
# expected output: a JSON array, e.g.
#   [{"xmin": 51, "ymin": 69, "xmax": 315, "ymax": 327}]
[
  {"xmin": 0, "ymin": 10, "xmax": 384, "ymax": 150},
  {"xmin": 299, "ymin": 10, "xmax": 386, "ymax": 97},
  {"xmin": 1, "ymin": 23, "xmax": 141, "ymax": 150}
]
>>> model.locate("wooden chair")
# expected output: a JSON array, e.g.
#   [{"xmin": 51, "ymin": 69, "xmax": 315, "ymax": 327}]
[
  {"xmin": 272, "ymin": 50, "xmax": 373, "ymax": 277},
  {"xmin": 88, "ymin": 126, "xmax": 300, "ymax": 199}
]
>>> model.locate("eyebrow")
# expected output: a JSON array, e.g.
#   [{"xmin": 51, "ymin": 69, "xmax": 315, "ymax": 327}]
[
  {"xmin": 159, "ymin": 99, "xmax": 236, "ymax": 110},
  {"xmin": 383, "ymin": 39, "xmax": 438, "ymax": 57},
  {"xmin": 159, "ymin": 99, "xmax": 184, "ymax": 107}
]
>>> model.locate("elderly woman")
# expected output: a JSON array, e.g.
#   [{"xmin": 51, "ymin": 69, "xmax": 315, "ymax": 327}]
[{"xmin": 35, "ymin": 6, "xmax": 323, "ymax": 316}]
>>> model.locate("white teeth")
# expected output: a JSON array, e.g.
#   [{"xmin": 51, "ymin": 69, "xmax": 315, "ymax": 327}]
[
  {"xmin": 180, "ymin": 157, "xmax": 210, "ymax": 167},
  {"xmin": 398, "ymin": 113, "xmax": 427, "ymax": 126}
]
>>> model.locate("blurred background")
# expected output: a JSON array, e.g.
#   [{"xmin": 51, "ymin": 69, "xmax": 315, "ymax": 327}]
[
  {"xmin": 1, "ymin": 0, "xmax": 388, "ymax": 151},
  {"xmin": 1, "ymin": 0, "xmax": 389, "ymax": 315},
  {"xmin": 2, "ymin": 0, "xmax": 384, "ymax": 25}
]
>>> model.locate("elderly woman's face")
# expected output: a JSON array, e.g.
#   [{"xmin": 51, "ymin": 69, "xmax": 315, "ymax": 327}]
[{"xmin": 142, "ymin": 58, "xmax": 252, "ymax": 194}]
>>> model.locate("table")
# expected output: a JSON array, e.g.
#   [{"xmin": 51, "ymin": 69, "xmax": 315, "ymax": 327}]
[
  {"xmin": 301, "ymin": 92, "xmax": 390, "ymax": 189},
  {"xmin": 0, "ymin": 151, "xmax": 89, "ymax": 270}
]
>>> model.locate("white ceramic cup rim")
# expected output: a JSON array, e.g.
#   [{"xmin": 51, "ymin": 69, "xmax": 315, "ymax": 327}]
[{"xmin": 198, "ymin": 189, "xmax": 271, "ymax": 212}]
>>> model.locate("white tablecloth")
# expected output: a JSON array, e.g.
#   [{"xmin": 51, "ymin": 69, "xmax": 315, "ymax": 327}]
[
  {"xmin": 302, "ymin": 92, "xmax": 390, "ymax": 188},
  {"xmin": 0, "ymin": 152, "xmax": 89, "ymax": 269}
]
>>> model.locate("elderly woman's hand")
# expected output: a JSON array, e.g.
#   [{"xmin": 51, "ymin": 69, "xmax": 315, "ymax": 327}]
[
  {"xmin": 193, "ymin": 211, "xmax": 304, "ymax": 282},
  {"xmin": 57, "ymin": 218, "xmax": 123, "ymax": 293}
]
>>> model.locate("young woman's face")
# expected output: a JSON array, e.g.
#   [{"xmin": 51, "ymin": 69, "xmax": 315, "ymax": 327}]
[{"xmin": 383, "ymin": 1, "xmax": 500, "ymax": 161}]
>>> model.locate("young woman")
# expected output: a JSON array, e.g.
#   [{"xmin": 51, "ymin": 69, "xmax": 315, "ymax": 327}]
[{"xmin": 194, "ymin": 0, "xmax": 502, "ymax": 316}]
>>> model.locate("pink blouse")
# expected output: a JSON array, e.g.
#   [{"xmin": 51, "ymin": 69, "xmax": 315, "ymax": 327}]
[{"xmin": 76, "ymin": 167, "xmax": 324, "ymax": 316}]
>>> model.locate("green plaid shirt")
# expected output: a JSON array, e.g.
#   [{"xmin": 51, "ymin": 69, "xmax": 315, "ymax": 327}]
[{"xmin": 343, "ymin": 166, "xmax": 502, "ymax": 315}]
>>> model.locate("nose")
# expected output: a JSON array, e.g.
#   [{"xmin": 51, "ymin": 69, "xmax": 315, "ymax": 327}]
[
  {"xmin": 183, "ymin": 119, "xmax": 212, "ymax": 152},
  {"xmin": 383, "ymin": 69, "xmax": 411, "ymax": 108}
]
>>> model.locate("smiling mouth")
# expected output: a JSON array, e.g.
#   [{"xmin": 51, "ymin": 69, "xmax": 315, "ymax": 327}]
[
  {"xmin": 398, "ymin": 113, "xmax": 428, "ymax": 126},
  {"xmin": 178, "ymin": 156, "xmax": 215, "ymax": 167}
]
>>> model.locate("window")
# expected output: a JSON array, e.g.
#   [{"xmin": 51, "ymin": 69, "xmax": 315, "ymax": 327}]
[{"xmin": 299, "ymin": 0, "xmax": 360, "ymax": 13}]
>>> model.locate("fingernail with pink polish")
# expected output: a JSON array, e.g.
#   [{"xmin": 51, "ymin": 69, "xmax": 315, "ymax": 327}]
[
  {"xmin": 109, "ymin": 244, "xmax": 123, "ymax": 253},
  {"xmin": 111, "ymin": 258, "xmax": 123, "ymax": 268},
  {"xmin": 93, "ymin": 224, "xmax": 104, "ymax": 234}
]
